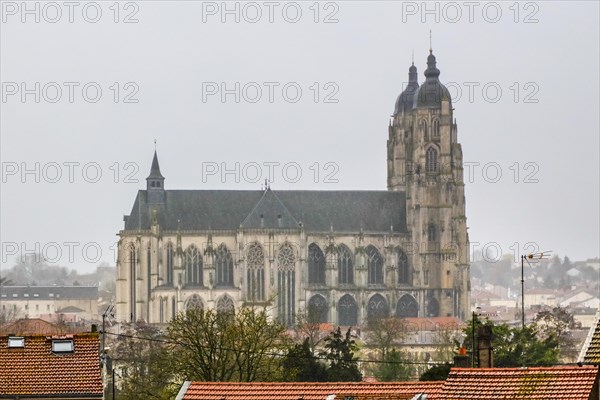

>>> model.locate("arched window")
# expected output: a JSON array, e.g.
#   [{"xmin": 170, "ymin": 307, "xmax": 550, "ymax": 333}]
[
  {"xmin": 428, "ymin": 224, "xmax": 436, "ymax": 242},
  {"xmin": 247, "ymin": 242, "xmax": 265, "ymax": 301},
  {"xmin": 216, "ymin": 295, "xmax": 235, "ymax": 314},
  {"xmin": 397, "ymin": 248, "xmax": 410, "ymax": 284},
  {"xmin": 432, "ymin": 119, "xmax": 440, "ymax": 137},
  {"xmin": 185, "ymin": 294, "xmax": 204, "ymax": 311},
  {"xmin": 337, "ymin": 294, "xmax": 358, "ymax": 326},
  {"xmin": 166, "ymin": 242, "xmax": 174, "ymax": 286},
  {"xmin": 366, "ymin": 245, "xmax": 384, "ymax": 285},
  {"xmin": 171, "ymin": 297, "xmax": 176, "ymax": 319},
  {"xmin": 159, "ymin": 297, "xmax": 165, "ymax": 323},
  {"xmin": 396, "ymin": 294, "xmax": 419, "ymax": 318},
  {"xmin": 147, "ymin": 244, "xmax": 152, "ymax": 298},
  {"xmin": 184, "ymin": 245, "xmax": 203, "ymax": 286},
  {"xmin": 215, "ymin": 244, "xmax": 234, "ymax": 287},
  {"xmin": 337, "ymin": 244, "xmax": 354, "ymax": 285},
  {"xmin": 427, "ymin": 297, "xmax": 439, "ymax": 317},
  {"xmin": 308, "ymin": 294, "xmax": 328, "ymax": 324},
  {"xmin": 308, "ymin": 243, "xmax": 326, "ymax": 285},
  {"xmin": 426, "ymin": 147, "xmax": 438, "ymax": 173},
  {"xmin": 420, "ymin": 119, "xmax": 428, "ymax": 138},
  {"xmin": 183, "ymin": 245, "xmax": 204, "ymax": 286},
  {"xmin": 367, "ymin": 293, "xmax": 389, "ymax": 322},
  {"xmin": 277, "ymin": 243, "xmax": 296, "ymax": 327},
  {"xmin": 128, "ymin": 244, "xmax": 137, "ymax": 322}
]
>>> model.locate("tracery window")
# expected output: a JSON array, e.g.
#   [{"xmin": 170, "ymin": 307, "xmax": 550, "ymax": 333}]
[
  {"xmin": 216, "ymin": 295, "xmax": 235, "ymax": 314},
  {"xmin": 184, "ymin": 245, "xmax": 203, "ymax": 286},
  {"xmin": 366, "ymin": 245, "xmax": 384, "ymax": 285},
  {"xmin": 367, "ymin": 293, "xmax": 389, "ymax": 322},
  {"xmin": 426, "ymin": 147, "xmax": 438, "ymax": 173},
  {"xmin": 308, "ymin": 243, "xmax": 326, "ymax": 285},
  {"xmin": 215, "ymin": 244, "xmax": 234, "ymax": 287},
  {"xmin": 427, "ymin": 297, "xmax": 440, "ymax": 317},
  {"xmin": 185, "ymin": 294, "xmax": 204, "ymax": 310},
  {"xmin": 420, "ymin": 119, "xmax": 428, "ymax": 138},
  {"xmin": 396, "ymin": 294, "xmax": 419, "ymax": 318},
  {"xmin": 428, "ymin": 224, "xmax": 436, "ymax": 242},
  {"xmin": 337, "ymin": 244, "xmax": 354, "ymax": 285},
  {"xmin": 247, "ymin": 242, "xmax": 265, "ymax": 301},
  {"xmin": 337, "ymin": 294, "xmax": 358, "ymax": 326},
  {"xmin": 308, "ymin": 294, "xmax": 328, "ymax": 323},
  {"xmin": 277, "ymin": 243, "xmax": 296, "ymax": 327}
]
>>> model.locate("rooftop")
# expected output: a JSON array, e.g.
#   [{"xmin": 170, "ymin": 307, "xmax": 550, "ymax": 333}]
[
  {"xmin": 0, "ymin": 333, "xmax": 103, "ymax": 397},
  {"xmin": 176, "ymin": 381, "xmax": 444, "ymax": 400},
  {"xmin": 0, "ymin": 285, "xmax": 98, "ymax": 300},
  {"xmin": 579, "ymin": 310, "xmax": 600, "ymax": 365}
]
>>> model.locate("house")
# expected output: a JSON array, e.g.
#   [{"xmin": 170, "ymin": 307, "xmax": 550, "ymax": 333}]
[
  {"xmin": 561, "ymin": 289, "xmax": 600, "ymax": 309},
  {"xmin": 0, "ymin": 285, "xmax": 99, "ymax": 323},
  {"xmin": 579, "ymin": 310, "xmax": 600, "ymax": 365},
  {"xmin": 0, "ymin": 332, "xmax": 103, "ymax": 399},
  {"xmin": 175, "ymin": 381, "xmax": 444, "ymax": 400},
  {"xmin": 435, "ymin": 366, "xmax": 599, "ymax": 399}
]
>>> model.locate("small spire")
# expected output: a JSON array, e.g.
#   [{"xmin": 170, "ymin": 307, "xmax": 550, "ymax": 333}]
[{"xmin": 429, "ymin": 29, "xmax": 433, "ymax": 54}]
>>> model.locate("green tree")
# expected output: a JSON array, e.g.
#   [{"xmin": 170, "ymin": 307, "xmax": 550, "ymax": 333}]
[
  {"xmin": 109, "ymin": 322, "xmax": 178, "ymax": 400},
  {"xmin": 282, "ymin": 338, "xmax": 327, "ymax": 381},
  {"xmin": 419, "ymin": 363, "xmax": 451, "ymax": 381},
  {"xmin": 534, "ymin": 306, "xmax": 580, "ymax": 361},
  {"xmin": 320, "ymin": 327, "xmax": 362, "ymax": 382},
  {"xmin": 167, "ymin": 305, "xmax": 289, "ymax": 382},
  {"xmin": 375, "ymin": 349, "xmax": 413, "ymax": 381}
]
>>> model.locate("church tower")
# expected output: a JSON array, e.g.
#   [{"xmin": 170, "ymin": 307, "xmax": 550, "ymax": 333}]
[{"xmin": 387, "ymin": 49, "xmax": 470, "ymax": 318}]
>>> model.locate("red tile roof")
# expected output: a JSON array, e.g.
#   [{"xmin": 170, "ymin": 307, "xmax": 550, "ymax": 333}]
[
  {"xmin": 178, "ymin": 381, "xmax": 443, "ymax": 400},
  {"xmin": 435, "ymin": 366, "xmax": 598, "ymax": 400},
  {"xmin": 0, "ymin": 318, "xmax": 67, "ymax": 336},
  {"xmin": 0, "ymin": 333, "xmax": 103, "ymax": 397}
]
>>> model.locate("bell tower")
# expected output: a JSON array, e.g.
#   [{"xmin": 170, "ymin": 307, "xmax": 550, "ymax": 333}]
[{"xmin": 388, "ymin": 49, "xmax": 470, "ymax": 318}]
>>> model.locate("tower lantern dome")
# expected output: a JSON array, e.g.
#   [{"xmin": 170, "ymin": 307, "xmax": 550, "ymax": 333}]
[{"xmin": 413, "ymin": 50, "xmax": 452, "ymax": 109}]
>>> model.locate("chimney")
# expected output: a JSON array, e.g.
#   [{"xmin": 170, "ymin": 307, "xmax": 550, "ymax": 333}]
[{"xmin": 477, "ymin": 325, "xmax": 494, "ymax": 368}]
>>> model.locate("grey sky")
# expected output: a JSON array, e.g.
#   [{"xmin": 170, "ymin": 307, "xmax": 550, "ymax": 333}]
[{"xmin": 1, "ymin": 1, "xmax": 599, "ymax": 273}]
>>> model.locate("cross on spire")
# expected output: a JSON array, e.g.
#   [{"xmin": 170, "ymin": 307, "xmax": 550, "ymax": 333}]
[{"xmin": 429, "ymin": 29, "xmax": 433, "ymax": 53}]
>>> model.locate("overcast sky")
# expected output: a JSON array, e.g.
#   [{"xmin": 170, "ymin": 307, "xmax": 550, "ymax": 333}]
[{"xmin": 1, "ymin": 1, "xmax": 599, "ymax": 274}]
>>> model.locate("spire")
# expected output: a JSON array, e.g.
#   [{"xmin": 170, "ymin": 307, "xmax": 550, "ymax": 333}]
[
  {"xmin": 424, "ymin": 49, "xmax": 440, "ymax": 79},
  {"xmin": 147, "ymin": 150, "xmax": 164, "ymax": 180}
]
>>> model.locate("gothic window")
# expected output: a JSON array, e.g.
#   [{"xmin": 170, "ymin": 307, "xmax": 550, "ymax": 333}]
[
  {"xmin": 166, "ymin": 242, "xmax": 174, "ymax": 285},
  {"xmin": 171, "ymin": 297, "xmax": 176, "ymax": 318},
  {"xmin": 397, "ymin": 248, "xmax": 411, "ymax": 284},
  {"xmin": 337, "ymin": 294, "xmax": 358, "ymax": 326},
  {"xmin": 128, "ymin": 244, "xmax": 136, "ymax": 322},
  {"xmin": 185, "ymin": 294, "xmax": 204, "ymax": 311},
  {"xmin": 337, "ymin": 244, "xmax": 354, "ymax": 285},
  {"xmin": 366, "ymin": 245, "xmax": 384, "ymax": 285},
  {"xmin": 424, "ymin": 269, "xmax": 430, "ymax": 286},
  {"xmin": 215, "ymin": 244, "xmax": 234, "ymax": 287},
  {"xmin": 308, "ymin": 243, "xmax": 326, "ymax": 285},
  {"xmin": 308, "ymin": 294, "xmax": 328, "ymax": 324},
  {"xmin": 247, "ymin": 242, "xmax": 265, "ymax": 301},
  {"xmin": 184, "ymin": 245, "xmax": 203, "ymax": 286},
  {"xmin": 420, "ymin": 119, "xmax": 428, "ymax": 139},
  {"xmin": 277, "ymin": 243, "xmax": 296, "ymax": 327},
  {"xmin": 427, "ymin": 297, "xmax": 440, "ymax": 317},
  {"xmin": 432, "ymin": 119, "xmax": 440, "ymax": 137},
  {"xmin": 367, "ymin": 293, "xmax": 389, "ymax": 322},
  {"xmin": 425, "ymin": 147, "xmax": 438, "ymax": 173},
  {"xmin": 396, "ymin": 294, "xmax": 419, "ymax": 318},
  {"xmin": 216, "ymin": 295, "xmax": 235, "ymax": 314},
  {"xmin": 428, "ymin": 224, "xmax": 436, "ymax": 242}
]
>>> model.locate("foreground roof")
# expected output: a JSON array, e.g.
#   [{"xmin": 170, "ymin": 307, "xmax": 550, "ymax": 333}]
[
  {"xmin": 124, "ymin": 189, "xmax": 407, "ymax": 233},
  {"xmin": 437, "ymin": 366, "xmax": 598, "ymax": 400},
  {"xmin": 176, "ymin": 381, "xmax": 443, "ymax": 400},
  {"xmin": 579, "ymin": 310, "xmax": 600, "ymax": 365},
  {"xmin": 0, "ymin": 333, "xmax": 103, "ymax": 397}
]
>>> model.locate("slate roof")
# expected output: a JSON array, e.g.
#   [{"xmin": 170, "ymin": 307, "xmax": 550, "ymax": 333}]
[
  {"xmin": 434, "ymin": 366, "xmax": 599, "ymax": 400},
  {"xmin": 0, "ymin": 333, "xmax": 103, "ymax": 397},
  {"xmin": 124, "ymin": 189, "xmax": 407, "ymax": 233},
  {"xmin": 579, "ymin": 310, "xmax": 600, "ymax": 365},
  {"xmin": 0, "ymin": 285, "xmax": 98, "ymax": 300},
  {"xmin": 176, "ymin": 381, "xmax": 443, "ymax": 400}
]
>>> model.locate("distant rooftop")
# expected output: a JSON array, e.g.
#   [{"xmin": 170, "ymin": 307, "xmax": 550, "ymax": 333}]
[{"xmin": 0, "ymin": 285, "xmax": 98, "ymax": 300}]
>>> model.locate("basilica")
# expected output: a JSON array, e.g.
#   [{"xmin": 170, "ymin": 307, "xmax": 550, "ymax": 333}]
[{"xmin": 115, "ymin": 49, "xmax": 470, "ymax": 326}]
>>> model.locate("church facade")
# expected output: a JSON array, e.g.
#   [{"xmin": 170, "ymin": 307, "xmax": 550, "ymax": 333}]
[{"xmin": 115, "ymin": 50, "xmax": 470, "ymax": 326}]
